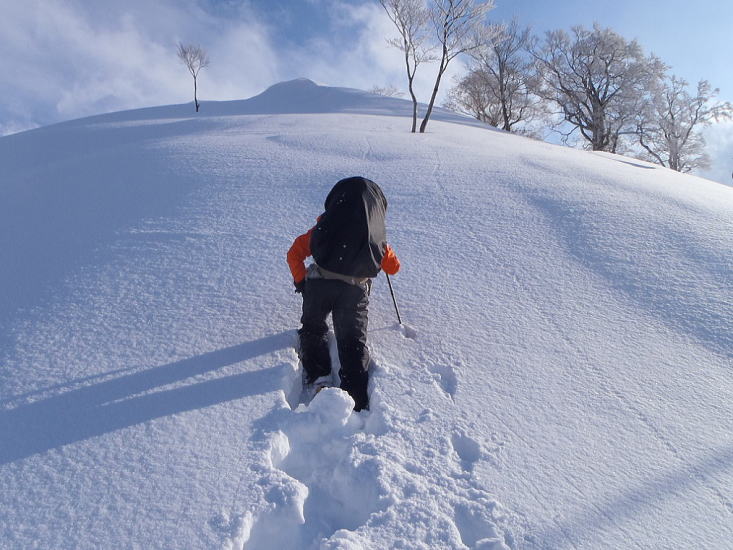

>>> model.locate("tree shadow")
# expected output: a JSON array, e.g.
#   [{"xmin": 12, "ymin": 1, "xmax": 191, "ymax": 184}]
[
  {"xmin": 535, "ymin": 445, "xmax": 733, "ymax": 547},
  {"xmin": 0, "ymin": 331, "xmax": 293, "ymax": 465},
  {"xmin": 523, "ymin": 191, "xmax": 733, "ymax": 358},
  {"xmin": 612, "ymin": 158, "xmax": 657, "ymax": 170}
]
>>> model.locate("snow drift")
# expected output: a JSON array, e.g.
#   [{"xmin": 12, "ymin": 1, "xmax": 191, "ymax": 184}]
[{"xmin": 1, "ymin": 79, "xmax": 731, "ymax": 549}]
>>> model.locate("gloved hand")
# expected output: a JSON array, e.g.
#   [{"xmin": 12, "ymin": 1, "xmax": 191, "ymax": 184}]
[{"xmin": 294, "ymin": 280, "xmax": 305, "ymax": 294}]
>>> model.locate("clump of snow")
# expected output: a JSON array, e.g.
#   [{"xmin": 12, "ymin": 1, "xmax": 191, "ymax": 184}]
[{"xmin": 306, "ymin": 387, "xmax": 355, "ymax": 427}]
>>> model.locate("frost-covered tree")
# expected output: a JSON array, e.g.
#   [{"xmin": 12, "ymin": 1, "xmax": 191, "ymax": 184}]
[
  {"xmin": 379, "ymin": 0, "xmax": 433, "ymax": 132},
  {"xmin": 445, "ymin": 70, "xmax": 497, "ymax": 123},
  {"xmin": 177, "ymin": 43, "xmax": 210, "ymax": 112},
  {"xmin": 419, "ymin": 0, "xmax": 495, "ymax": 133},
  {"xmin": 369, "ymin": 84, "xmax": 406, "ymax": 98},
  {"xmin": 449, "ymin": 18, "xmax": 543, "ymax": 134},
  {"xmin": 635, "ymin": 77, "xmax": 733, "ymax": 172},
  {"xmin": 532, "ymin": 24, "xmax": 665, "ymax": 152}
]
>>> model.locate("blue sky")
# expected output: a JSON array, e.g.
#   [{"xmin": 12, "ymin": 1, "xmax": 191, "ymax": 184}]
[
  {"xmin": 490, "ymin": 0, "xmax": 732, "ymax": 101},
  {"xmin": 244, "ymin": 0, "xmax": 733, "ymax": 103},
  {"xmin": 1, "ymin": 0, "xmax": 730, "ymax": 182}
]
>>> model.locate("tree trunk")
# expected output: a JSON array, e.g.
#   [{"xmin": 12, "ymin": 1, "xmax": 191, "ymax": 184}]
[
  {"xmin": 404, "ymin": 47, "xmax": 418, "ymax": 133},
  {"xmin": 590, "ymin": 100, "xmax": 607, "ymax": 150},
  {"xmin": 669, "ymin": 153, "xmax": 680, "ymax": 172},
  {"xmin": 194, "ymin": 76, "xmax": 199, "ymax": 112},
  {"xmin": 420, "ymin": 55, "xmax": 447, "ymax": 133},
  {"xmin": 498, "ymin": 61, "xmax": 511, "ymax": 131},
  {"xmin": 409, "ymin": 81, "xmax": 418, "ymax": 133},
  {"xmin": 637, "ymin": 129, "xmax": 666, "ymax": 168}
]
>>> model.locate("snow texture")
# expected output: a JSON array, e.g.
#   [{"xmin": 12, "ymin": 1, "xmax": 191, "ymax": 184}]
[{"xmin": 1, "ymin": 79, "xmax": 731, "ymax": 549}]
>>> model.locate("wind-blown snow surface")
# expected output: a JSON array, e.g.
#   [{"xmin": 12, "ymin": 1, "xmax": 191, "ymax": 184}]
[{"xmin": 1, "ymin": 79, "xmax": 731, "ymax": 549}]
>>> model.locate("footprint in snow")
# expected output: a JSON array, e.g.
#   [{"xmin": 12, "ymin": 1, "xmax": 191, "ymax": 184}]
[
  {"xmin": 427, "ymin": 363, "xmax": 458, "ymax": 401},
  {"xmin": 454, "ymin": 500, "xmax": 511, "ymax": 550},
  {"xmin": 451, "ymin": 430, "xmax": 483, "ymax": 472},
  {"xmin": 245, "ymin": 389, "xmax": 386, "ymax": 549}
]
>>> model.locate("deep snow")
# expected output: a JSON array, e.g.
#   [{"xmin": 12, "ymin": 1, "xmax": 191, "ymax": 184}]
[{"xmin": 1, "ymin": 78, "xmax": 731, "ymax": 549}]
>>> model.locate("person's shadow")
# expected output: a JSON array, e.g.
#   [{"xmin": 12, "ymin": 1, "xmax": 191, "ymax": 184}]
[{"xmin": 0, "ymin": 331, "xmax": 293, "ymax": 465}]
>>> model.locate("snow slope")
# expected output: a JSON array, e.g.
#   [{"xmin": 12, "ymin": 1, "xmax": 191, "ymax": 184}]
[{"xmin": 1, "ymin": 78, "xmax": 731, "ymax": 549}]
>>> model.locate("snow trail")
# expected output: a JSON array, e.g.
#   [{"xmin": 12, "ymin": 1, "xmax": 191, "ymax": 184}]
[{"xmin": 229, "ymin": 328, "xmax": 516, "ymax": 550}]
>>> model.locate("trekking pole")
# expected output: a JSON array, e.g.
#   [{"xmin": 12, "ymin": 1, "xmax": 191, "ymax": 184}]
[{"xmin": 385, "ymin": 273, "xmax": 402, "ymax": 325}]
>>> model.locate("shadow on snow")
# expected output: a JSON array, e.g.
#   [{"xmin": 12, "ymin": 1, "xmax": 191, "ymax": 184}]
[{"xmin": 0, "ymin": 331, "xmax": 291, "ymax": 465}]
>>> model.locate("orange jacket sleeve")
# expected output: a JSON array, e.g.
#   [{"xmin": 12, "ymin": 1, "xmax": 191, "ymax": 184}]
[
  {"xmin": 287, "ymin": 228, "xmax": 313, "ymax": 283},
  {"xmin": 289, "ymin": 227, "xmax": 400, "ymax": 281},
  {"xmin": 381, "ymin": 244, "xmax": 400, "ymax": 275}
]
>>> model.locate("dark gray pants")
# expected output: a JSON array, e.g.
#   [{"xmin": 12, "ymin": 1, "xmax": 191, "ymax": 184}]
[{"xmin": 298, "ymin": 278, "xmax": 370, "ymax": 410}]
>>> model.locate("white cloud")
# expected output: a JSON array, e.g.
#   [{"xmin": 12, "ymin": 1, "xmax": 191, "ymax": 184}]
[
  {"xmin": 698, "ymin": 122, "xmax": 733, "ymax": 187},
  {"xmin": 203, "ymin": 19, "xmax": 281, "ymax": 100},
  {"xmin": 0, "ymin": 0, "xmax": 280, "ymax": 131},
  {"xmin": 0, "ymin": 0, "xmax": 478, "ymax": 134},
  {"xmin": 273, "ymin": 0, "xmax": 470, "ymax": 110},
  {"xmin": 281, "ymin": 2, "xmax": 404, "ymax": 90}
]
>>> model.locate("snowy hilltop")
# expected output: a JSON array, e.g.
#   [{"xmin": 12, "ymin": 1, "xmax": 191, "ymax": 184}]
[{"xmin": 1, "ymin": 79, "xmax": 731, "ymax": 549}]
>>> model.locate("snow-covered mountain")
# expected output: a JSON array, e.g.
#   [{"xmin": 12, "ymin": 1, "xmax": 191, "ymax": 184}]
[{"xmin": 1, "ymin": 78, "xmax": 731, "ymax": 550}]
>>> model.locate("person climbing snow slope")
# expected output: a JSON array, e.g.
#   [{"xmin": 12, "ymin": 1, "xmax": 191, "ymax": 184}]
[{"xmin": 287, "ymin": 176, "xmax": 400, "ymax": 411}]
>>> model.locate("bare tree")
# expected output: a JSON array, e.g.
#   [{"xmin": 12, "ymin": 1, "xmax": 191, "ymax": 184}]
[
  {"xmin": 454, "ymin": 18, "xmax": 544, "ymax": 134},
  {"xmin": 635, "ymin": 77, "xmax": 733, "ymax": 172},
  {"xmin": 369, "ymin": 85, "xmax": 406, "ymax": 98},
  {"xmin": 420, "ymin": 0, "xmax": 494, "ymax": 133},
  {"xmin": 445, "ymin": 70, "xmax": 499, "ymax": 123},
  {"xmin": 532, "ymin": 24, "xmax": 665, "ymax": 151},
  {"xmin": 379, "ymin": 0, "xmax": 433, "ymax": 132},
  {"xmin": 177, "ymin": 43, "xmax": 210, "ymax": 112}
]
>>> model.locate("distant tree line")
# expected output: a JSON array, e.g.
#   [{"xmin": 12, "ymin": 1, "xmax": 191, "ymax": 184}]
[{"xmin": 377, "ymin": 0, "xmax": 732, "ymax": 173}]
